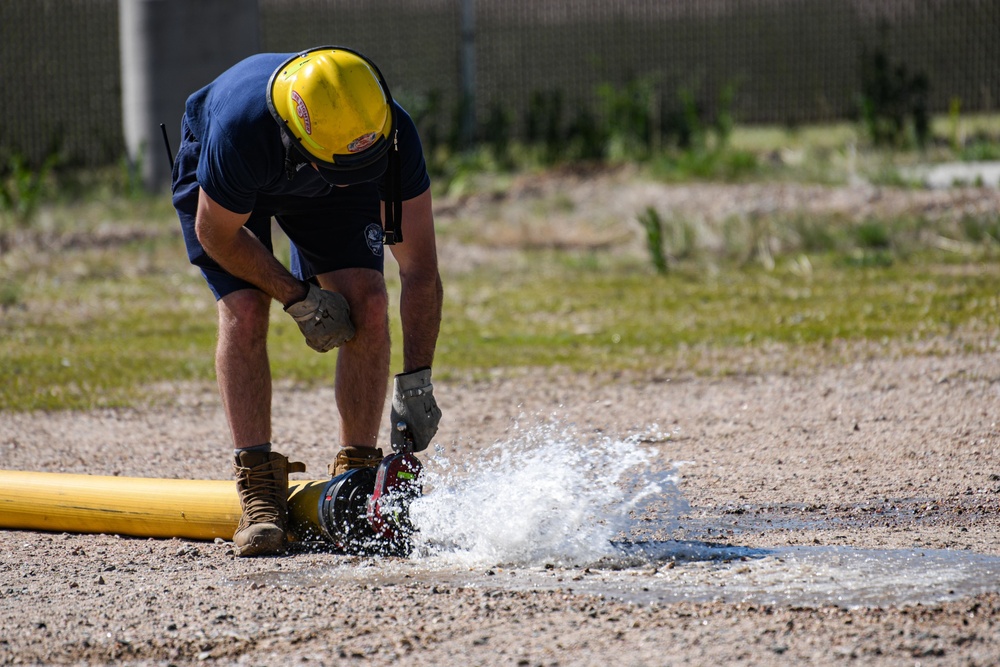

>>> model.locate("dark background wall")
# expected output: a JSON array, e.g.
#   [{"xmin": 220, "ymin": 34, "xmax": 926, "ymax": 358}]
[{"xmin": 2, "ymin": 0, "xmax": 997, "ymax": 167}]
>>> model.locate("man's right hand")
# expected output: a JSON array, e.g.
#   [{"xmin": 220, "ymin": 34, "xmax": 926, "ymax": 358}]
[{"xmin": 284, "ymin": 283, "xmax": 355, "ymax": 352}]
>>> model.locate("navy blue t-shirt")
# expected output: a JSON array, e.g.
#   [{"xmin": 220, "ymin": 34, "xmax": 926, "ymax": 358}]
[{"xmin": 180, "ymin": 52, "xmax": 430, "ymax": 214}]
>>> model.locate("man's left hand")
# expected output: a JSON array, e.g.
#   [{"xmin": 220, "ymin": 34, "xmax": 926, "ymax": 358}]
[{"xmin": 391, "ymin": 368, "xmax": 441, "ymax": 452}]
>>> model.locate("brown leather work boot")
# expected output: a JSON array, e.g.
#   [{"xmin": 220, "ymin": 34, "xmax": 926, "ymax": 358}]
[
  {"xmin": 232, "ymin": 450, "xmax": 305, "ymax": 557},
  {"xmin": 329, "ymin": 446, "xmax": 384, "ymax": 477}
]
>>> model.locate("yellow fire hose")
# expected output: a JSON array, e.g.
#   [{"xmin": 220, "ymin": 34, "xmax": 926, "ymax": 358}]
[{"xmin": 0, "ymin": 470, "xmax": 329, "ymax": 542}]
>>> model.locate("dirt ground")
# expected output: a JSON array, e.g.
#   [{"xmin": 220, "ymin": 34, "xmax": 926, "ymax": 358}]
[{"xmin": 2, "ymin": 176, "xmax": 1000, "ymax": 665}]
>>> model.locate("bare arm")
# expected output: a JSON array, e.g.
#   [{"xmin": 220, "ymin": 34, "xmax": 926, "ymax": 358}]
[
  {"xmin": 195, "ymin": 188, "xmax": 307, "ymax": 306},
  {"xmin": 388, "ymin": 189, "xmax": 443, "ymax": 372}
]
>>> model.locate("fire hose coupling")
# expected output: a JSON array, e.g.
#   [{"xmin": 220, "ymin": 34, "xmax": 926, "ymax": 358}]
[
  {"xmin": 310, "ymin": 452, "xmax": 423, "ymax": 557},
  {"xmin": 315, "ymin": 467, "xmax": 378, "ymax": 550}
]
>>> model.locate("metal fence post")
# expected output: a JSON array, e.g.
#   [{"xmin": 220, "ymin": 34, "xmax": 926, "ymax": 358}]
[{"xmin": 459, "ymin": 0, "xmax": 477, "ymax": 148}]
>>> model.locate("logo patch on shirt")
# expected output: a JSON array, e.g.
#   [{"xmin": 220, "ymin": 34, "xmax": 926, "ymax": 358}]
[
  {"xmin": 348, "ymin": 132, "xmax": 377, "ymax": 153},
  {"xmin": 365, "ymin": 222, "xmax": 384, "ymax": 257},
  {"xmin": 291, "ymin": 90, "xmax": 312, "ymax": 135}
]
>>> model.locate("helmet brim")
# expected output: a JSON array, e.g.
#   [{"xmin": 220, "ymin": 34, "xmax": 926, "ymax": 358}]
[{"xmin": 316, "ymin": 151, "xmax": 388, "ymax": 186}]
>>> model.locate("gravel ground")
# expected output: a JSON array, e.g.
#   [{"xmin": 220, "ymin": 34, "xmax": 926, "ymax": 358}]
[
  {"xmin": 2, "ymin": 176, "xmax": 1000, "ymax": 665},
  {"xmin": 2, "ymin": 349, "xmax": 999, "ymax": 666}
]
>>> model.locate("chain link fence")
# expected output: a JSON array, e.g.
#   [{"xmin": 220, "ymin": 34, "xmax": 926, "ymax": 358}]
[{"xmin": 2, "ymin": 0, "xmax": 998, "ymax": 167}]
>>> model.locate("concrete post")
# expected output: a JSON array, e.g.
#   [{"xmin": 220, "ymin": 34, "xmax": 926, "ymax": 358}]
[{"xmin": 119, "ymin": 0, "xmax": 259, "ymax": 192}]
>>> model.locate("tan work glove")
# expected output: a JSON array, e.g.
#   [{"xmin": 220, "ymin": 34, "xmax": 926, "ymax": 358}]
[{"xmin": 284, "ymin": 283, "xmax": 355, "ymax": 352}]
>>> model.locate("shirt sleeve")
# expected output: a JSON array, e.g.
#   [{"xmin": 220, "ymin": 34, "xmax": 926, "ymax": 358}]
[{"xmin": 196, "ymin": 121, "xmax": 259, "ymax": 215}]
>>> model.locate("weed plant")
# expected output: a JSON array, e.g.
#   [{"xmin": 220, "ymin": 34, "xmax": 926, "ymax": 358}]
[
  {"xmin": 637, "ymin": 207, "xmax": 669, "ymax": 274},
  {"xmin": 0, "ymin": 152, "xmax": 62, "ymax": 229},
  {"xmin": 858, "ymin": 26, "xmax": 930, "ymax": 149}
]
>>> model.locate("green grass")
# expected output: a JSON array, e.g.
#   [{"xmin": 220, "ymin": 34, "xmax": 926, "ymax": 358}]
[
  {"xmin": 2, "ymin": 215, "xmax": 997, "ymax": 411},
  {"xmin": 436, "ymin": 252, "xmax": 998, "ymax": 373}
]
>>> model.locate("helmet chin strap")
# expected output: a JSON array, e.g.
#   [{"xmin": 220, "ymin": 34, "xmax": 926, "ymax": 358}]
[
  {"xmin": 280, "ymin": 132, "xmax": 310, "ymax": 181},
  {"xmin": 382, "ymin": 130, "xmax": 403, "ymax": 246},
  {"xmin": 279, "ymin": 122, "xmax": 403, "ymax": 247}
]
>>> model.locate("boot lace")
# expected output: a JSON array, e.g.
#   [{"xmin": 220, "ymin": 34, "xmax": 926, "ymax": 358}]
[{"xmin": 235, "ymin": 461, "xmax": 283, "ymax": 525}]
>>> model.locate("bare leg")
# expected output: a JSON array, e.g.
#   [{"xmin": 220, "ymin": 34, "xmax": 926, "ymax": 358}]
[
  {"xmin": 216, "ymin": 289, "xmax": 272, "ymax": 449},
  {"xmin": 317, "ymin": 268, "xmax": 390, "ymax": 447}
]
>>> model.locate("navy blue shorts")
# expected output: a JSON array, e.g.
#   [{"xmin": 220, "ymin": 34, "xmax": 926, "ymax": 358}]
[{"xmin": 172, "ymin": 141, "xmax": 385, "ymax": 301}]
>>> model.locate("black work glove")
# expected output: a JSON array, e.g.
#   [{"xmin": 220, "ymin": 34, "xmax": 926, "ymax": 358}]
[
  {"xmin": 391, "ymin": 368, "xmax": 441, "ymax": 452},
  {"xmin": 284, "ymin": 283, "xmax": 355, "ymax": 352}
]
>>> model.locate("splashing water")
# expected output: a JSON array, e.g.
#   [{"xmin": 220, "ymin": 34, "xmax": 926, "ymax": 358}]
[{"xmin": 409, "ymin": 420, "xmax": 685, "ymax": 568}]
